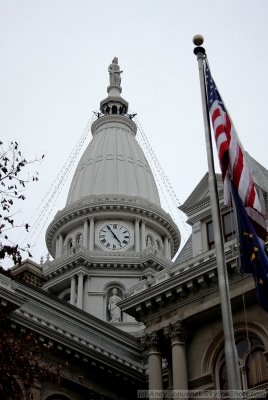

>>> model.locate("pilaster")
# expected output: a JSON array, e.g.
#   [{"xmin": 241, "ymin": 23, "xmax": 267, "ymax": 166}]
[
  {"xmin": 70, "ymin": 276, "xmax": 76, "ymax": 306},
  {"xmin": 89, "ymin": 217, "xmax": 95, "ymax": 251},
  {"xmin": 135, "ymin": 218, "xmax": 140, "ymax": 252},
  {"xmin": 83, "ymin": 219, "xmax": 89, "ymax": 249},
  {"xmin": 77, "ymin": 273, "xmax": 84, "ymax": 309}
]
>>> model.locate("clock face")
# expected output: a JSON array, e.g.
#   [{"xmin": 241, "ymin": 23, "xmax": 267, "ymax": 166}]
[{"xmin": 99, "ymin": 223, "xmax": 130, "ymax": 250}]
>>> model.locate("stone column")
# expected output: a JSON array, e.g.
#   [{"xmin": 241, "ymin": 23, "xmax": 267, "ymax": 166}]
[
  {"xmin": 164, "ymin": 321, "xmax": 188, "ymax": 395},
  {"xmin": 89, "ymin": 217, "xmax": 95, "ymax": 251},
  {"xmin": 240, "ymin": 366, "xmax": 247, "ymax": 389},
  {"xmin": 55, "ymin": 237, "xmax": 59, "ymax": 258},
  {"xmin": 164, "ymin": 237, "xmax": 169, "ymax": 258},
  {"xmin": 70, "ymin": 276, "xmax": 76, "ymax": 305},
  {"xmin": 77, "ymin": 273, "xmax": 84, "ymax": 309},
  {"xmin": 58, "ymin": 233, "xmax": 64, "ymax": 257},
  {"xmin": 141, "ymin": 220, "xmax": 146, "ymax": 251},
  {"xmin": 83, "ymin": 219, "xmax": 89, "ymax": 249},
  {"xmin": 143, "ymin": 332, "xmax": 163, "ymax": 399},
  {"xmin": 135, "ymin": 218, "xmax": 140, "ymax": 252},
  {"xmin": 168, "ymin": 240, "xmax": 172, "ymax": 259}
]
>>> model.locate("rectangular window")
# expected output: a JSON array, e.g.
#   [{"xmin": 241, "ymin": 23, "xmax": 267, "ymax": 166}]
[
  {"xmin": 223, "ymin": 212, "xmax": 235, "ymax": 241},
  {"xmin": 206, "ymin": 211, "xmax": 235, "ymax": 250},
  {"xmin": 207, "ymin": 221, "xmax": 215, "ymax": 249}
]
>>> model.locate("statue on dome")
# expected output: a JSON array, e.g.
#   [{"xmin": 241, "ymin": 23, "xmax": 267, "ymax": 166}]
[
  {"xmin": 108, "ymin": 57, "xmax": 123, "ymax": 86},
  {"xmin": 108, "ymin": 287, "xmax": 122, "ymax": 322}
]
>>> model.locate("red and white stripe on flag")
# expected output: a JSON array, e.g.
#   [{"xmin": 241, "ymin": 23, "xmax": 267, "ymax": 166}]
[{"xmin": 205, "ymin": 60, "xmax": 267, "ymax": 241}]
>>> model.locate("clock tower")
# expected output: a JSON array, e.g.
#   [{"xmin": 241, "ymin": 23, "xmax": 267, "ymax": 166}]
[{"xmin": 43, "ymin": 58, "xmax": 180, "ymax": 333}]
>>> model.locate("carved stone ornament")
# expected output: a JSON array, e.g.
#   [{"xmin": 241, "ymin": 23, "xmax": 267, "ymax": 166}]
[
  {"xmin": 141, "ymin": 331, "xmax": 161, "ymax": 352},
  {"xmin": 163, "ymin": 321, "xmax": 186, "ymax": 344}
]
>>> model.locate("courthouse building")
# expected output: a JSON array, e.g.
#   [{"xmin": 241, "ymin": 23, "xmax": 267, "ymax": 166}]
[{"xmin": 1, "ymin": 58, "xmax": 268, "ymax": 399}]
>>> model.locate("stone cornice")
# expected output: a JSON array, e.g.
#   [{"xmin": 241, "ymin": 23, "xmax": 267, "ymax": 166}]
[
  {"xmin": 43, "ymin": 246, "xmax": 171, "ymax": 282},
  {"xmin": 11, "ymin": 313, "xmax": 144, "ymax": 383},
  {"xmin": 0, "ymin": 275, "xmax": 27, "ymax": 312},
  {"xmin": 3, "ymin": 274, "xmax": 141, "ymax": 351},
  {"xmin": 0, "ymin": 273, "xmax": 144, "ymax": 381},
  {"xmin": 119, "ymin": 245, "xmax": 245, "ymax": 321},
  {"xmin": 46, "ymin": 194, "xmax": 181, "ymax": 255},
  {"xmin": 180, "ymin": 173, "xmax": 223, "ymax": 215}
]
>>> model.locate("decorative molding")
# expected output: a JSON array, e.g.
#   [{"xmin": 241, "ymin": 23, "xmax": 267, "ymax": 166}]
[
  {"xmin": 43, "ymin": 246, "xmax": 171, "ymax": 282},
  {"xmin": 120, "ymin": 246, "xmax": 251, "ymax": 322},
  {"xmin": 92, "ymin": 115, "xmax": 136, "ymax": 136},
  {"xmin": 1, "ymin": 273, "xmax": 145, "ymax": 383},
  {"xmin": 163, "ymin": 321, "xmax": 186, "ymax": 344},
  {"xmin": 189, "ymin": 374, "xmax": 214, "ymax": 389},
  {"xmin": 142, "ymin": 331, "xmax": 161, "ymax": 352},
  {"xmin": 45, "ymin": 194, "xmax": 180, "ymax": 257}
]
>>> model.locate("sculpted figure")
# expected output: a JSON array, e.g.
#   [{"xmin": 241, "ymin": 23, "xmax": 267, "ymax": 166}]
[
  {"xmin": 108, "ymin": 288, "xmax": 122, "ymax": 322},
  {"xmin": 108, "ymin": 57, "xmax": 123, "ymax": 86}
]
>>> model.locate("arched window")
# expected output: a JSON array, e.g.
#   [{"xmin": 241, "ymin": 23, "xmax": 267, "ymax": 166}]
[
  {"xmin": 218, "ymin": 334, "xmax": 268, "ymax": 389},
  {"xmin": 76, "ymin": 233, "xmax": 83, "ymax": 245},
  {"xmin": 112, "ymin": 105, "xmax": 117, "ymax": 114},
  {"xmin": 146, "ymin": 235, "xmax": 152, "ymax": 247}
]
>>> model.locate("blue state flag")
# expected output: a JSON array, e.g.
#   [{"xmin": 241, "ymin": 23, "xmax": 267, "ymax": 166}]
[{"xmin": 231, "ymin": 185, "xmax": 268, "ymax": 312}]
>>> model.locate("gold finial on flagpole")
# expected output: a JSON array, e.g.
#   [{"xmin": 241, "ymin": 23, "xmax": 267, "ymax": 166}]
[{"xmin": 193, "ymin": 34, "xmax": 204, "ymax": 46}]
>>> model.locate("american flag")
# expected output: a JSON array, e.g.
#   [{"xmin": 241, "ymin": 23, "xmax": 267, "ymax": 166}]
[{"xmin": 204, "ymin": 60, "xmax": 267, "ymax": 241}]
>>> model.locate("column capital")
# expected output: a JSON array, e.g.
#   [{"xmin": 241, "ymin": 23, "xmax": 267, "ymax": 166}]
[
  {"xmin": 163, "ymin": 321, "xmax": 187, "ymax": 344},
  {"xmin": 142, "ymin": 331, "xmax": 161, "ymax": 353}
]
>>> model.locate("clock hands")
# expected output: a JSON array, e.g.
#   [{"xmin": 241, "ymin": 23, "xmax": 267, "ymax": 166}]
[{"xmin": 106, "ymin": 225, "xmax": 122, "ymax": 246}]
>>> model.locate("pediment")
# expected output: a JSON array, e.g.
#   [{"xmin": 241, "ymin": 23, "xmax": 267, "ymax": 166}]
[{"xmin": 179, "ymin": 173, "xmax": 223, "ymax": 216}]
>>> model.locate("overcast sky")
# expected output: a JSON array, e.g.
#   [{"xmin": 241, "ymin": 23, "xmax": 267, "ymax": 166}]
[{"xmin": 1, "ymin": 0, "xmax": 268, "ymax": 267}]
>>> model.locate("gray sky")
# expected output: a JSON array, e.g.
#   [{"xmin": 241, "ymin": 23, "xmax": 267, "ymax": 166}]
[{"xmin": 1, "ymin": 0, "xmax": 268, "ymax": 267}]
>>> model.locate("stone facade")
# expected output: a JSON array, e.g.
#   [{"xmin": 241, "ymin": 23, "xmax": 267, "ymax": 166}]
[{"xmin": 1, "ymin": 59, "xmax": 268, "ymax": 399}]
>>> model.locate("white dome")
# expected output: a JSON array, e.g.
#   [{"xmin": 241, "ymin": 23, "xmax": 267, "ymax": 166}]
[{"xmin": 66, "ymin": 115, "xmax": 161, "ymax": 207}]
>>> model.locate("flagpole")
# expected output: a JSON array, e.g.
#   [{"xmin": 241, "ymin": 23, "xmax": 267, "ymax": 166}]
[{"xmin": 193, "ymin": 36, "xmax": 241, "ymax": 392}]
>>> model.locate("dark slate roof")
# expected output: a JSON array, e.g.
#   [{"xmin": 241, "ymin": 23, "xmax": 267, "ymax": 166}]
[{"xmin": 173, "ymin": 234, "xmax": 192, "ymax": 265}]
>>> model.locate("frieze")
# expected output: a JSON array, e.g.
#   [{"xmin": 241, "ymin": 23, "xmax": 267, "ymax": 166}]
[
  {"xmin": 46, "ymin": 195, "xmax": 181, "ymax": 255},
  {"xmin": 43, "ymin": 248, "xmax": 169, "ymax": 279},
  {"xmin": 120, "ymin": 254, "xmax": 247, "ymax": 323}
]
